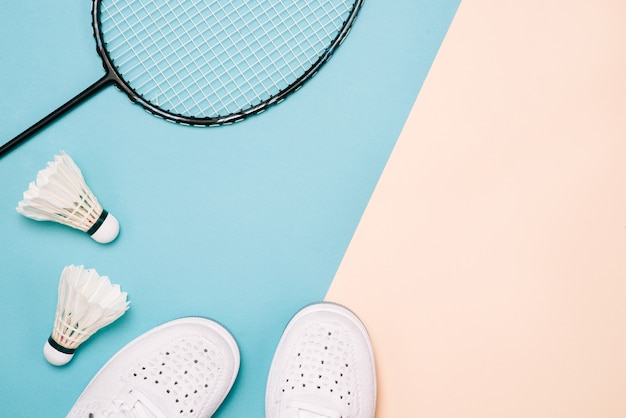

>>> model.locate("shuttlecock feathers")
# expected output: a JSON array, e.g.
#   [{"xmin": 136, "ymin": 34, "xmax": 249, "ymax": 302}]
[
  {"xmin": 44, "ymin": 265, "xmax": 130, "ymax": 366},
  {"xmin": 17, "ymin": 151, "xmax": 120, "ymax": 243}
]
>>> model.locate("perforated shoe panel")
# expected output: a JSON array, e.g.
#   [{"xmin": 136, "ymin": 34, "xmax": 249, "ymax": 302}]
[
  {"xmin": 67, "ymin": 317, "xmax": 239, "ymax": 418},
  {"xmin": 265, "ymin": 303, "xmax": 376, "ymax": 418}
]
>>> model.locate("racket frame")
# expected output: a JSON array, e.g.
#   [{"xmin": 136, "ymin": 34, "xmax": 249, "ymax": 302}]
[{"xmin": 92, "ymin": 0, "xmax": 364, "ymax": 126}]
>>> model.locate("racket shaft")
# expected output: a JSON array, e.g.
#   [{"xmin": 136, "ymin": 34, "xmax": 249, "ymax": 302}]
[{"xmin": 0, "ymin": 74, "xmax": 113, "ymax": 157}]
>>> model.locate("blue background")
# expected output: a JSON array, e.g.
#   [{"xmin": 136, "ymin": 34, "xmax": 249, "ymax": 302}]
[{"xmin": 0, "ymin": 1, "xmax": 459, "ymax": 416}]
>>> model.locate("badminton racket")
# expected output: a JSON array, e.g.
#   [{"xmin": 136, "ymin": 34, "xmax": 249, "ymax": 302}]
[{"xmin": 0, "ymin": 0, "xmax": 363, "ymax": 157}]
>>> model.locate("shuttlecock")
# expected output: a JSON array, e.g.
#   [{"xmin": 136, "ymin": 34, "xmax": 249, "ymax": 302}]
[
  {"xmin": 44, "ymin": 265, "xmax": 130, "ymax": 366},
  {"xmin": 16, "ymin": 151, "xmax": 120, "ymax": 243}
]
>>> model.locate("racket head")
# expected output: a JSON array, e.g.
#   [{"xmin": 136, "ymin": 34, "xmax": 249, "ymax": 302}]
[{"xmin": 92, "ymin": 0, "xmax": 363, "ymax": 126}]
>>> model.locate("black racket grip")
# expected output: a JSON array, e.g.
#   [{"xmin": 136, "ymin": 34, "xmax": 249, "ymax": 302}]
[{"xmin": 0, "ymin": 74, "xmax": 113, "ymax": 158}]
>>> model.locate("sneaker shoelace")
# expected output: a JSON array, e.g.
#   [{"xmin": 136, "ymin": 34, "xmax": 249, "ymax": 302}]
[
  {"xmin": 88, "ymin": 387, "xmax": 168, "ymax": 418},
  {"xmin": 279, "ymin": 399, "xmax": 342, "ymax": 418}
]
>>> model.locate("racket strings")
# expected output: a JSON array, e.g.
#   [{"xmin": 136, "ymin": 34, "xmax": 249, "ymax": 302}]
[
  {"xmin": 100, "ymin": 0, "xmax": 355, "ymax": 119},
  {"xmin": 104, "ymin": 1, "xmax": 214, "ymax": 113},
  {"xmin": 114, "ymin": 0, "xmax": 348, "ymax": 114}
]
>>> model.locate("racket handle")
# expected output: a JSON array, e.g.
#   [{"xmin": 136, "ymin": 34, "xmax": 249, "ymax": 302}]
[{"xmin": 0, "ymin": 74, "xmax": 113, "ymax": 158}]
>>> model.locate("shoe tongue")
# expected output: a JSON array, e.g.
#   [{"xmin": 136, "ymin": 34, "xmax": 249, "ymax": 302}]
[{"xmin": 280, "ymin": 397, "xmax": 342, "ymax": 418}]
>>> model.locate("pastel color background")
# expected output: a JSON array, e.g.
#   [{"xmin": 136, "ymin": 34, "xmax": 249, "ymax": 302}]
[
  {"xmin": 327, "ymin": 0, "xmax": 626, "ymax": 416},
  {"xmin": 1, "ymin": 1, "xmax": 625, "ymax": 417}
]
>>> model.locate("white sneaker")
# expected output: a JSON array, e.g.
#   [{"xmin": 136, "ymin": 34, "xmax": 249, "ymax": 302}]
[
  {"xmin": 265, "ymin": 302, "xmax": 376, "ymax": 418},
  {"xmin": 67, "ymin": 317, "xmax": 240, "ymax": 418}
]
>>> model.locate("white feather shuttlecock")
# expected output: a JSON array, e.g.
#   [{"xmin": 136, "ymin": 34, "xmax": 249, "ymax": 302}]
[
  {"xmin": 16, "ymin": 151, "xmax": 120, "ymax": 244},
  {"xmin": 44, "ymin": 265, "xmax": 130, "ymax": 366}
]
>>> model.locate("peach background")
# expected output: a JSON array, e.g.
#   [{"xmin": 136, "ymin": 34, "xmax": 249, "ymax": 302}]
[{"xmin": 326, "ymin": 0, "xmax": 626, "ymax": 416}]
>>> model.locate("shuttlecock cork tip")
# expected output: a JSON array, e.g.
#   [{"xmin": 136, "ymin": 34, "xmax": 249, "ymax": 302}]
[
  {"xmin": 43, "ymin": 337, "xmax": 74, "ymax": 366},
  {"xmin": 88, "ymin": 210, "xmax": 120, "ymax": 244}
]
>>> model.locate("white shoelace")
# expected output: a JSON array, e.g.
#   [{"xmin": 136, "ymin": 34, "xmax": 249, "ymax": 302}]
[
  {"xmin": 279, "ymin": 400, "xmax": 343, "ymax": 418},
  {"xmin": 88, "ymin": 388, "xmax": 168, "ymax": 418}
]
